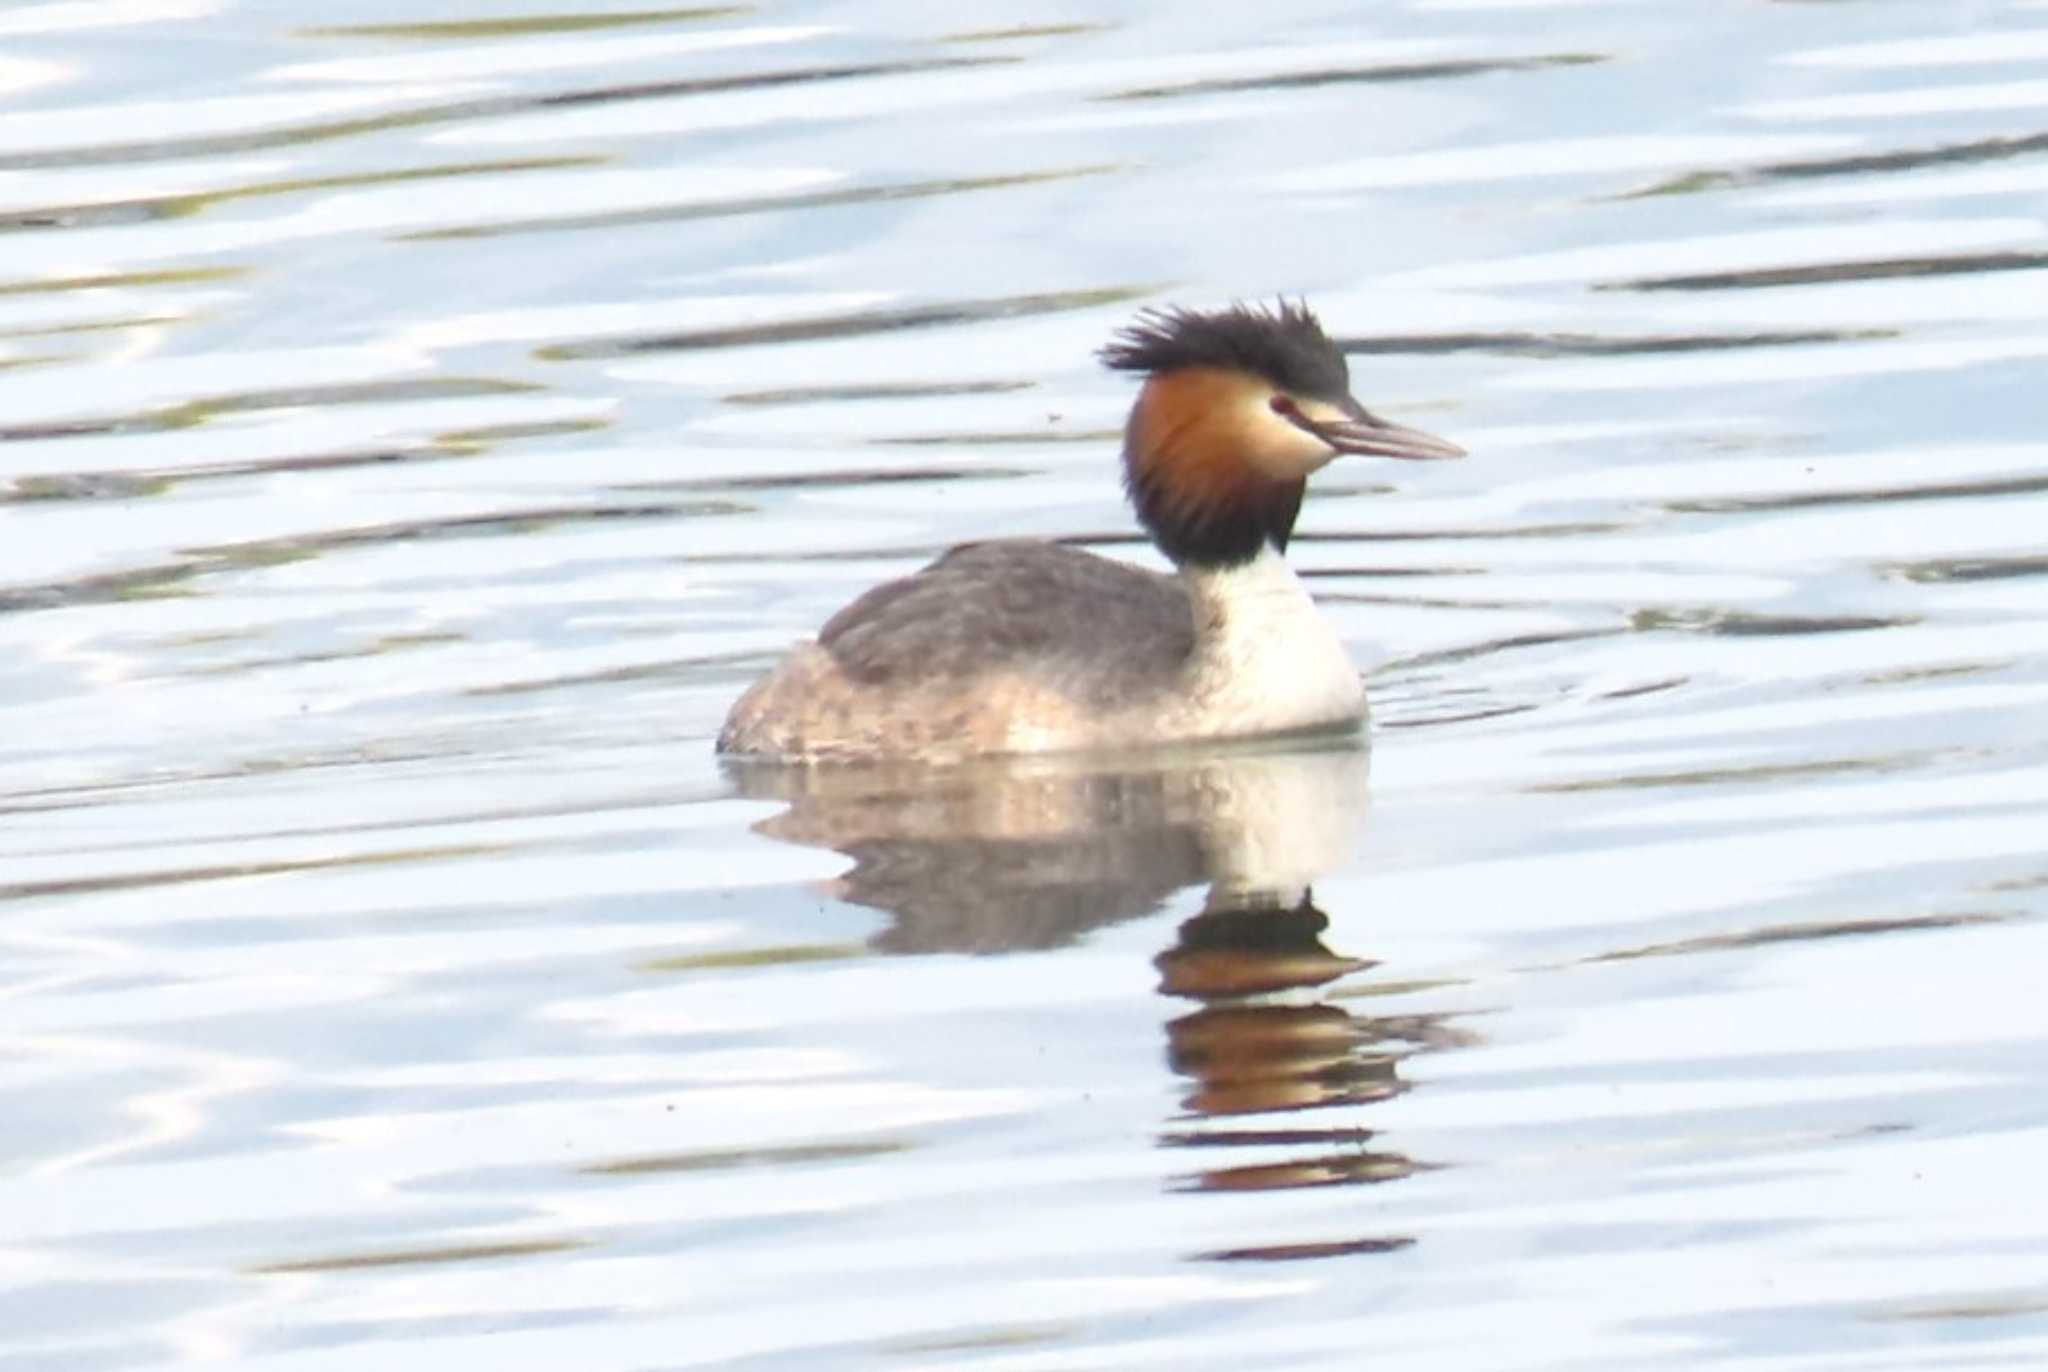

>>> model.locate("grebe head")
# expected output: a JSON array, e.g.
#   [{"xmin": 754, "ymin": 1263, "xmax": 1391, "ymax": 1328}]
[{"xmin": 1100, "ymin": 300, "xmax": 1463, "ymax": 568}]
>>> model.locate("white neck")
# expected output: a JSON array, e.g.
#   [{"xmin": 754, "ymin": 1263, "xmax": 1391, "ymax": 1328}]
[{"xmin": 1169, "ymin": 545, "xmax": 1365, "ymax": 739}]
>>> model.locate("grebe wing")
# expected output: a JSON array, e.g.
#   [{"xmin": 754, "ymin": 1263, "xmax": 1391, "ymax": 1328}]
[{"xmin": 817, "ymin": 539, "xmax": 1191, "ymax": 694}]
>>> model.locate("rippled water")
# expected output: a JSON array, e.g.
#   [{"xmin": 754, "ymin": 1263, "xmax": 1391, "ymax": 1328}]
[{"xmin": 6, "ymin": 2, "xmax": 2048, "ymax": 1368}]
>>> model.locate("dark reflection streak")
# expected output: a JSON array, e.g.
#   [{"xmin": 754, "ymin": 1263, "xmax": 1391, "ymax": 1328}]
[
  {"xmin": 1, "ymin": 742, "xmax": 604, "ymax": 816},
  {"xmin": 1762, "ymin": 130, "xmax": 2048, "ymax": 180},
  {"xmin": 1300, "ymin": 482, "xmax": 1397, "ymax": 500},
  {"xmin": 1883, "ymin": 553, "xmax": 2048, "ymax": 584},
  {"xmin": 1329, "ymin": 978, "xmax": 1467, "ymax": 1005},
  {"xmin": 1605, "ymin": 250, "xmax": 2048, "ymax": 293},
  {"xmin": 1108, "ymin": 52, "xmax": 1601, "ymax": 99},
  {"xmin": 467, "ymin": 650, "xmax": 773, "ymax": 697},
  {"xmin": 1862, "ymin": 660, "xmax": 2002, "ymax": 686},
  {"xmin": 250, "ymin": 1239, "xmax": 582, "ymax": 1275},
  {"xmin": 0, "ymin": 844, "xmax": 501, "ymax": 903},
  {"xmin": 13, "ymin": 774, "xmax": 737, "ymax": 842},
  {"xmin": 1329, "ymin": 593, "xmax": 1554, "ymax": 612},
  {"xmin": 1622, "ymin": 129, "xmax": 2048, "ymax": 199},
  {"xmin": 1597, "ymin": 676, "xmax": 1686, "ymax": 701},
  {"xmin": 0, "ymin": 415, "xmax": 179, "ymax": 443},
  {"xmin": 1379, "ymin": 629, "xmax": 1618, "ymax": 674},
  {"xmin": 303, "ymin": 7, "xmax": 747, "ymax": 39},
  {"xmin": 0, "ymin": 157, "xmax": 596, "ymax": 235},
  {"xmin": 535, "ymin": 56, "xmax": 1012, "ymax": 109},
  {"xmin": 1300, "ymin": 566, "xmax": 1484, "ymax": 580},
  {"xmin": 677, "ymin": 542, "xmax": 962, "ymax": 566},
  {"xmin": 1530, "ymin": 752, "xmax": 1935, "ymax": 794},
  {"xmin": 541, "ymin": 286, "xmax": 1149, "ymax": 360},
  {"xmin": 1, "ymin": 203, "xmax": 162, "ymax": 232},
  {"xmin": 1382, "ymin": 609, "xmax": 1900, "ymax": 679},
  {"xmin": 177, "ymin": 634, "xmax": 465, "ymax": 680},
  {"xmin": 5, "ymin": 424, "xmax": 605, "ymax": 505},
  {"xmin": 1342, "ymin": 327, "xmax": 1891, "ymax": 357},
  {"xmin": 1194, "ymin": 1236, "xmax": 1414, "ymax": 1262},
  {"xmin": 0, "ymin": 266, "xmax": 242, "ymax": 298},
  {"xmin": 1671, "ymin": 472, "xmax": 2048, "ymax": 514},
  {"xmin": 0, "ymin": 561, "xmax": 202, "ymax": 614},
  {"xmin": 1378, "ymin": 701, "xmax": 1540, "ymax": 728},
  {"xmin": 723, "ymin": 380, "xmax": 1033, "ymax": 405},
  {"xmin": 0, "ymin": 57, "xmax": 1004, "ymax": 172},
  {"xmin": 1160, "ymin": 1126, "xmax": 1376, "ymax": 1148},
  {"xmin": 5, "ymin": 473, "xmax": 172, "ymax": 503},
  {"xmin": 615, "ymin": 465, "xmax": 1031, "ymax": 494},
  {"xmin": 643, "ymin": 944, "xmax": 860, "ymax": 974},
  {"xmin": 684, "ymin": 530, "xmax": 1308, "ymax": 568},
  {"xmin": 1875, "ymin": 1294, "xmax": 2048, "ymax": 1323},
  {"xmin": 942, "ymin": 22, "xmax": 1108, "ymax": 43},
  {"xmin": 1294, "ymin": 522, "xmax": 1627, "ymax": 543},
  {"xmin": 0, "ymin": 502, "xmax": 740, "ymax": 615},
  {"xmin": 1630, "ymin": 609, "xmax": 1910, "ymax": 636},
  {"xmin": 1589, "ymin": 912, "xmax": 2004, "ymax": 964},
  {"xmin": 870, "ymin": 429, "xmax": 1114, "ymax": 447},
  {"xmin": 0, "ymin": 377, "xmax": 540, "ymax": 445},
  {"xmin": 580, "ymin": 1139, "xmax": 907, "ymax": 1176},
  {"xmin": 191, "ymin": 500, "xmax": 744, "ymax": 556},
  {"xmin": 402, "ymin": 166, "xmax": 1111, "ymax": 242},
  {"xmin": 3, "ymin": 314, "xmax": 198, "ymax": 341}
]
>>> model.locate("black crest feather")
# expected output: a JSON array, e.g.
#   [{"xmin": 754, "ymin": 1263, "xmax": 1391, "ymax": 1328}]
[{"xmin": 1098, "ymin": 300, "xmax": 1350, "ymax": 401}]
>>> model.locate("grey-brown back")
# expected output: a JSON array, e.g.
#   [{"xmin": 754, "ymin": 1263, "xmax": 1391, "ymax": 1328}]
[{"xmin": 818, "ymin": 539, "xmax": 1193, "ymax": 706}]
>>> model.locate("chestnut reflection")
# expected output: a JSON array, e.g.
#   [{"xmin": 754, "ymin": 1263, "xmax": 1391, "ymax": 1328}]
[
  {"xmin": 725, "ymin": 739, "xmax": 1464, "ymax": 1257},
  {"xmin": 1155, "ymin": 889, "xmax": 1449, "ymax": 1209}
]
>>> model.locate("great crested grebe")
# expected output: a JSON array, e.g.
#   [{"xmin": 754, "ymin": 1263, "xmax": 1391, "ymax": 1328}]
[{"xmin": 718, "ymin": 300, "xmax": 1463, "ymax": 761}]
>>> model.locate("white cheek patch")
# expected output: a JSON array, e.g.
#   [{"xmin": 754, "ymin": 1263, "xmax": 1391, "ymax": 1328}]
[{"xmin": 1240, "ymin": 392, "xmax": 1339, "ymax": 477}]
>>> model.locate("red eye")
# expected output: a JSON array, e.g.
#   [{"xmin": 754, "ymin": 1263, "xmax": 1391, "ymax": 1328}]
[{"xmin": 1269, "ymin": 395, "xmax": 1297, "ymax": 417}]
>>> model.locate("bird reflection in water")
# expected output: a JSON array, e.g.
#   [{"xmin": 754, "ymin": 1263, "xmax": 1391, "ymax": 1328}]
[
  {"xmin": 1158, "ymin": 890, "xmax": 1462, "ymax": 1232},
  {"xmin": 725, "ymin": 738, "xmax": 1468, "ymax": 1258}
]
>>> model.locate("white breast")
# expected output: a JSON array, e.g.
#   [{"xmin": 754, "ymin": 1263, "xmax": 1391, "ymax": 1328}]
[{"xmin": 1172, "ymin": 545, "xmax": 1366, "ymax": 739}]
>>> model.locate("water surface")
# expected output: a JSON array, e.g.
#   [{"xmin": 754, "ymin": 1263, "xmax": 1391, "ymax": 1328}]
[{"xmin": 5, "ymin": 2, "xmax": 2048, "ymax": 1369}]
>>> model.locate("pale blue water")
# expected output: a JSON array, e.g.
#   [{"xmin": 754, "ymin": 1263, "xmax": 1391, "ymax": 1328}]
[{"xmin": 4, "ymin": 3, "xmax": 2048, "ymax": 1369}]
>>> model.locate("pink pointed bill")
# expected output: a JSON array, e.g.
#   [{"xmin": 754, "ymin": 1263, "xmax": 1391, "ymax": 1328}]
[{"xmin": 1313, "ymin": 415, "xmax": 1465, "ymax": 461}]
